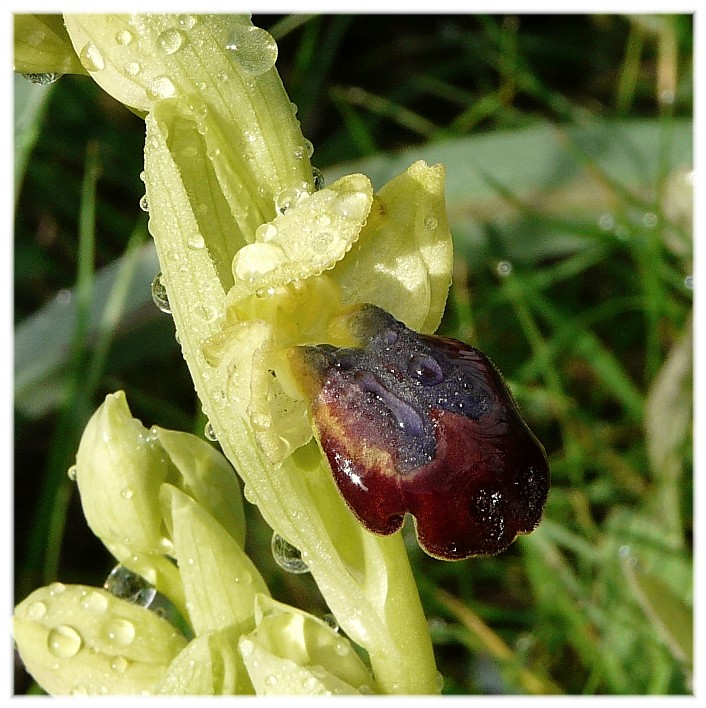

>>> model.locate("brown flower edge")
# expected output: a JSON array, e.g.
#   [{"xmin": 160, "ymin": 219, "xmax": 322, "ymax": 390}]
[{"xmin": 290, "ymin": 304, "xmax": 550, "ymax": 560}]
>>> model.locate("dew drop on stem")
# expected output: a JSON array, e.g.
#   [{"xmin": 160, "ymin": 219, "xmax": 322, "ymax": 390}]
[
  {"xmin": 22, "ymin": 72, "xmax": 62, "ymax": 85},
  {"xmin": 271, "ymin": 533, "xmax": 310, "ymax": 574},
  {"xmin": 151, "ymin": 272, "xmax": 171, "ymax": 314}
]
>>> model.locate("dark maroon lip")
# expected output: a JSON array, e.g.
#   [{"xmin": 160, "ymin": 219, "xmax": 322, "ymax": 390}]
[{"xmin": 290, "ymin": 304, "xmax": 550, "ymax": 560}]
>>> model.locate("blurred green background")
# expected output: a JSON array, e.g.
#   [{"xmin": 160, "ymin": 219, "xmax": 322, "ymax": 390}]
[{"xmin": 14, "ymin": 14, "xmax": 693, "ymax": 695}]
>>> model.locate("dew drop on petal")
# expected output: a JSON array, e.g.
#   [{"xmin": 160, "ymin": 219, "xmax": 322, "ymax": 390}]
[
  {"xmin": 47, "ymin": 625, "xmax": 83, "ymax": 658},
  {"xmin": 274, "ymin": 186, "xmax": 306, "ymax": 216},
  {"xmin": 271, "ymin": 533, "xmax": 310, "ymax": 574},
  {"xmin": 151, "ymin": 272, "xmax": 171, "ymax": 314},
  {"xmin": 684, "ymin": 275, "xmax": 693, "ymax": 290},
  {"xmin": 48, "ymin": 582, "xmax": 66, "ymax": 596},
  {"xmin": 157, "ymin": 28, "xmax": 186, "ymax": 55},
  {"xmin": 304, "ymin": 138, "xmax": 314, "ymax": 158},
  {"xmin": 79, "ymin": 42, "xmax": 105, "ymax": 72},
  {"xmin": 124, "ymin": 62, "xmax": 141, "ymax": 77},
  {"xmin": 104, "ymin": 618, "xmax": 136, "ymax": 647},
  {"xmin": 115, "ymin": 29, "xmax": 133, "ymax": 46},
  {"xmin": 147, "ymin": 75, "xmax": 177, "ymax": 100},
  {"xmin": 643, "ymin": 211, "xmax": 658, "ymax": 228},
  {"xmin": 255, "ymin": 223, "xmax": 278, "ymax": 242},
  {"xmin": 178, "ymin": 14, "xmax": 198, "ymax": 30},
  {"xmin": 424, "ymin": 215, "xmax": 438, "ymax": 230},
  {"xmin": 204, "ymin": 421, "xmax": 218, "ymax": 441},
  {"xmin": 26, "ymin": 601, "xmax": 47, "ymax": 621},
  {"xmin": 225, "ymin": 25, "xmax": 278, "ymax": 76},
  {"xmin": 240, "ymin": 638, "xmax": 254, "ymax": 657},
  {"xmin": 120, "ymin": 487, "xmax": 134, "ymax": 500},
  {"xmin": 67, "ymin": 465, "xmax": 78, "ymax": 481},
  {"xmin": 139, "ymin": 194, "xmax": 149, "ymax": 212},
  {"xmin": 81, "ymin": 591, "xmax": 109, "ymax": 613}
]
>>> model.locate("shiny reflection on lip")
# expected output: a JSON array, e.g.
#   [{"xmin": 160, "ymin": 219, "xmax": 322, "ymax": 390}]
[{"xmin": 290, "ymin": 304, "xmax": 550, "ymax": 560}]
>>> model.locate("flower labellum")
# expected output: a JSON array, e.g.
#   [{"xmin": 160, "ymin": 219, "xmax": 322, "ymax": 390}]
[{"xmin": 290, "ymin": 304, "xmax": 550, "ymax": 560}]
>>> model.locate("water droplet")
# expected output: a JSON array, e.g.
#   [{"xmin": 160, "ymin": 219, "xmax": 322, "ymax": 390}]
[
  {"xmin": 26, "ymin": 601, "xmax": 47, "ymax": 621},
  {"xmin": 312, "ymin": 167, "xmax": 325, "ymax": 191},
  {"xmin": 115, "ymin": 29, "xmax": 133, "ymax": 46},
  {"xmin": 105, "ymin": 618, "xmax": 136, "ymax": 646},
  {"xmin": 424, "ymin": 215, "xmax": 438, "ymax": 230},
  {"xmin": 332, "ymin": 191, "xmax": 368, "ymax": 220},
  {"xmin": 178, "ymin": 14, "xmax": 198, "ymax": 30},
  {"xmin": 659, "ymin": 89, "xmax": 675, "ymax": 105},
  {"xmin": 124, "ymin": 62, "xmax": 141, "ymax": 77},
  {"xmin": 265, "ymin": 674, "xmax": 278, "ymax": 687},
  {"xmin": 684, "ymin": 275, "xmax": 693, "ymax": 290},
  {"xmin": 435, "ymin": 671, "xmax": 445, "ymax": 691},
  {"xmin": 47, "ymin": 625, "xmax": 83, "ymax": 658},
  {"xmin": 274, "ymin": 186, "xmax": 306, "ymax": 216},
  {"xmin": 81, "ymin": 591, "xmax": 109, "ymax": 614},
  {"xmin": 67, "ymin": 465, "xmax": 78, "ymax": 481},
  {"xmin": 409, "ymin": 354, "xmax": 444, "ymax": 386},
  {"xmin": 79, "ymin": 42, "xmax": 105, "ymax": 72},
  {"xmin": 150, "ymin": 272, "xmax": 171, "ymax": 314},
  {"xmin": 643, "ymin": 212, "xmax": 658, "ymax": 228},
  {"xmin": 147, "ymin": 75, "xmax": 177, "ymax": 100},
  {"xmin": 204, "ymin": 421, "xmax": 218, "ymax": 441},
  {"xmin": 240, "ymin": 638, "xmax": 254, "ymax": 657},
  {"xmin": 139, "ymin": 194, "xmax": 149, "ymax": 212},
  {"xmin": 334, "ymin": 639, "xmax": 349, "ymax": 656},
  {"xmin": 598, "ymin": 213, "xmax": 615, "ymax": 231},
  {"xmin": 359, "ymin": 684, "xmax": 374, "ymax": 695},
  {"xmin": 71, "ymin": 684, "xmax": 88, "ymax": 696},
  {"xmin": 120, "ymin": 487, "xmax": 134, "ymax": 500},
  {"xmin": 57, "ymin": 289, "xmax": 71, "ymax": 306},
  {"xmin": 271, "ymin": 533, "xmax": 310, "ymax": 574},
  {"xmin": 110, "ymin": 656, "xmax": 129, "ymax": 675},
  {"xmin": 322, "ymin": 613, "xmax": 339, "ymax": 632},
  {"xmin": 48, "ymin": 582, "xmax": 66, "ymax": 595},
  {"xmin": 157, "ymin": 28, "xmax": 186, "ymax": 55},
  {"xmin": 233, "ymin": 243, "xmax": 288, "ymax": 282},
  {"xmin": 225, "ymin": 25, "xmax": 278, "ymax": 76},
  {"xmin": 496, "ymin": 260, "xmax": 513, "ymax": 277},
  {"xmin": 22, "ymin": 72, "xmax": 62, "ymax": 85},
  {"xmin": 304, "ymin": 138, "xmax": 314, "ymax": 158},
  {"xmin": 217, "ymin": 70, "xmax": 229, "ymax": 82},
  {"xmin": 187, "ymin": 233, "xmax": 205, "ymax": 250},
  {"xmin": 255, "ymin": 223, "xmax": 278, "ymax": 242}
]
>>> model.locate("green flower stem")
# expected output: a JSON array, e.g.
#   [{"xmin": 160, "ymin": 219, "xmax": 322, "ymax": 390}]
[{"xmin": 59, "ymin": 13, "xmax": 440, "ymax": 694}]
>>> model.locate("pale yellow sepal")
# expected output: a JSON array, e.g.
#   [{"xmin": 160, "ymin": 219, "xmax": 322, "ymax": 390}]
[
  {"xmin": 239, "ymin": 594, "xmax": 376, "ymax": 695},
  {"xmin": 156, "ymin": 625, "xmax": 246, "ymax": 695},
  {"xmin": 75, "ymin": 390, "xmax": 173, "ymax": 557},
  {"xmin": 13, "ymin": 584, "xmax": 187, "ymax": 695},
  {"xmin": 160, "ymin": 484, "xmax": 269, "ymax": 636}
]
